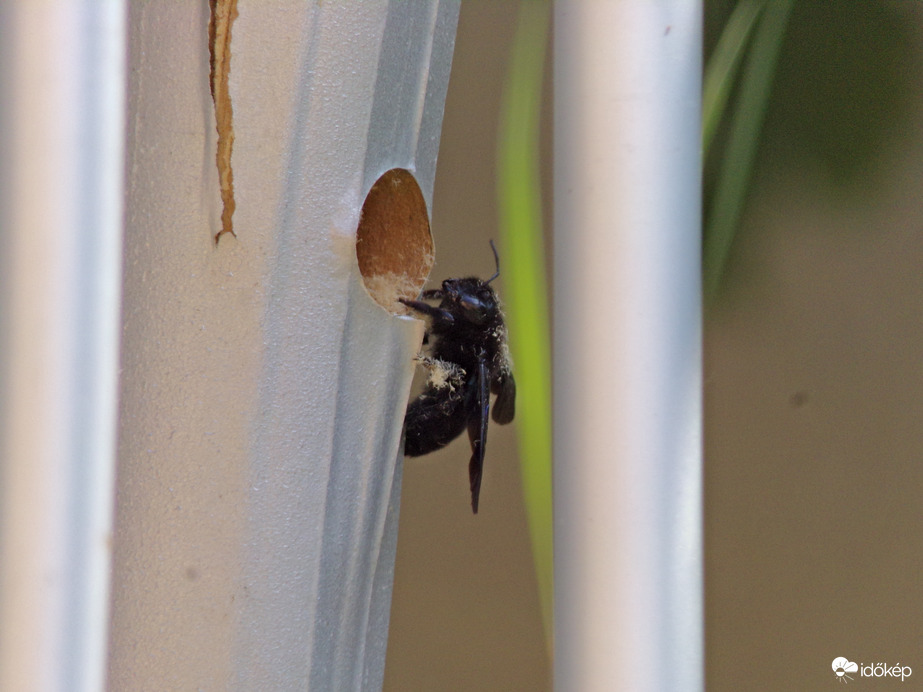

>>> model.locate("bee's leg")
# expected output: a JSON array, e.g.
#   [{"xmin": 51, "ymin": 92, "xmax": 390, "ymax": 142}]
[
  {"xmin": 421, "ymin": 289, "xmax": 445, "ymax": 300},
  {"xmin": 399, "ymin": 298, "xmax": 455, "ymax": 327}
]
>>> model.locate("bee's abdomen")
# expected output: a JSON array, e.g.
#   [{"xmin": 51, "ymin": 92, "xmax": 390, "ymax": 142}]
[{"xmin": 403, "ymin": 385, "xmax": 468, "ymax": 456}]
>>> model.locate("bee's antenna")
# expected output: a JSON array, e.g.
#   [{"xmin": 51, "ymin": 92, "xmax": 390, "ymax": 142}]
[{"xmin": 485, "ymin": 239, "xmax": 501, "ymax": 284}]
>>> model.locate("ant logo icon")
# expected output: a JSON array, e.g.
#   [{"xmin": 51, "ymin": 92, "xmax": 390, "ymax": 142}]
[{"xmin": 832, "ymin": 657, "xmax": 858, "ymax": 684}]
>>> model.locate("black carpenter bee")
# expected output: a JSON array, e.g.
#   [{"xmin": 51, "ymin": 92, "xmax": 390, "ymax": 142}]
[{"xmin": 400, "ymin": 241, "xmax": 516, "ymax": 514}]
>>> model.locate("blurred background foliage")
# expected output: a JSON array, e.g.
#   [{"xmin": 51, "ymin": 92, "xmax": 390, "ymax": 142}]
[
  {"xmin": 704, "ymin": 2, "xmax": 923, "ymax": 689},
  {"xmin": 761, "ymin": 1, "xmax": 915, "ymax": 186},
  {"xmin": 705, "ymin": 0, "xmax": 919, "ymax": 299}
]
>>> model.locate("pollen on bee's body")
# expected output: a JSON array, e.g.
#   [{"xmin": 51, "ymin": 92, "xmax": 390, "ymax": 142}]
[{"xmin": 417, "ymin": 356, "xmax": 464, "ymax": 391}]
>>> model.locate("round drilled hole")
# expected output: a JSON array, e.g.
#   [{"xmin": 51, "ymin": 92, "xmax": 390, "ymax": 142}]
[{"xmin": 356, "ymin": 168, "xmax": 434, "ymax": 312}]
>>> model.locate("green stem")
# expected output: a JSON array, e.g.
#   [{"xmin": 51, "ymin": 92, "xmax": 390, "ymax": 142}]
[
  {"xmin": 496, "ymin": 0, "xmax": 553, "ymax": 654},
  {"xmin": 703, "ymin": 0, "xmax": 795, "ymax": 300}
]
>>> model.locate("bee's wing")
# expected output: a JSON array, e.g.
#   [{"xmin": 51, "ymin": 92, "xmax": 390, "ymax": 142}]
[
  {"xmin": 491, "ymin": 371, "xmax": 516, "ymax": 425},
  {"xmin": 466, "ymin": 353, "xmax": 490, "ymax": 514}
]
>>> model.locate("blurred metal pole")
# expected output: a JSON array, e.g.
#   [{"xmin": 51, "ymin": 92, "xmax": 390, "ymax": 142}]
[
  {"xmin": 554, "ymin": 2, "xmax": 703, "ymax": 691},
  {"xmin": 0, "ymin": 3, "xmax": 127, "ymax": 691}
]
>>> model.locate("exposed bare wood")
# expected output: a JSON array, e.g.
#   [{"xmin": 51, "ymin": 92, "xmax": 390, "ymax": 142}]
[{"xmin": 209, "ymin": 0, "xmax": 238, "ymax": 243}]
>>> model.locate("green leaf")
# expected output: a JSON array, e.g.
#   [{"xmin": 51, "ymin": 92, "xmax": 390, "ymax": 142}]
[
  {"xmin": 702, "ymin": 0, "xmax": 766, "ymax": 157},
  {"xmin": 496, "ymin": 0, "xmax": 553, "ymax": 653},
  {"xmin": 703, "ymin": 0, "xmax": 795, "ymax": 300}
]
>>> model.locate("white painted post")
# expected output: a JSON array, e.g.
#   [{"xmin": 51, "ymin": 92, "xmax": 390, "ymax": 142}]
[
  {"xmin": 107, "ymin": 2, "xmax": 458, "ymax": 691},
  {"xmin": 554, "ymin": 2, "xmax": 703, "ymax": 691},
  {"xmin": 0, "ymin": 3, "xmax": 127, "ymax": 691}
]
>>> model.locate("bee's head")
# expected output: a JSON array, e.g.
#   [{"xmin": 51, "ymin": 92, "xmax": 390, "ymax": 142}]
[{"xmin": 441, "ymin": 278, "xmax": 498, "ymax": 326}]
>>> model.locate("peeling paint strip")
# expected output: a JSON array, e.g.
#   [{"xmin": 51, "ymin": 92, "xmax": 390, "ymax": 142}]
[{"xmin": 209, "ymin": 0, "xmax": 238, "ymax": 243}]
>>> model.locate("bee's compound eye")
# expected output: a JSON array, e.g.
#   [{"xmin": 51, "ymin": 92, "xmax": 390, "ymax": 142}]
[
  {"xmin": 459, "ymin": 295, "xmax": 485, "ymax": 312},
  {"xmin": 458, "ymin": 294, "xmax": 493, "ymax": 324}
]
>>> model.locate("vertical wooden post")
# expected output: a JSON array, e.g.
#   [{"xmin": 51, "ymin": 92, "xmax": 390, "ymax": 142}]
[{"xmin": 107, "ymin": 2, "xmax": 459, "ymax": 690}]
